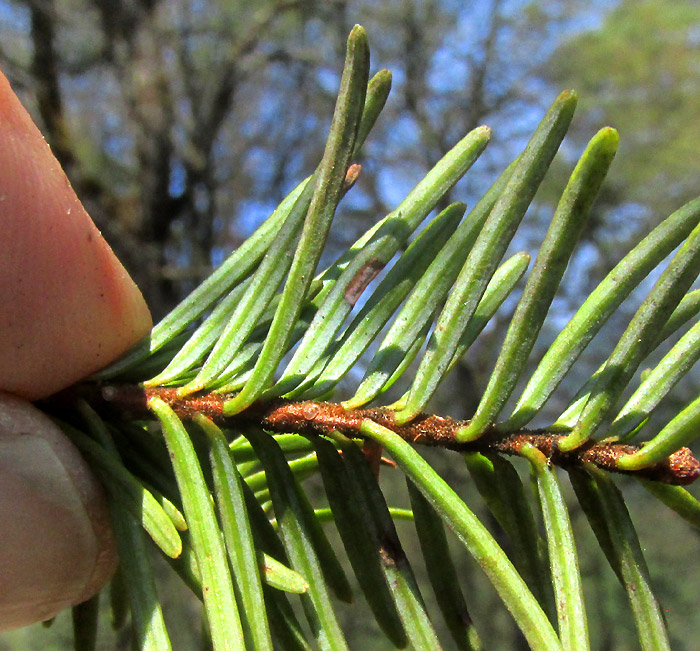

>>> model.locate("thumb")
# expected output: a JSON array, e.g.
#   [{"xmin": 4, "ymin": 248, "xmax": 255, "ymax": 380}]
[
  {"xmin": 0, "ymin": 69, "xmax": 152, "ymax": 630},
  {"xmin": 0, "ymin": 393, "xmax": 118, "ymax": 631}
]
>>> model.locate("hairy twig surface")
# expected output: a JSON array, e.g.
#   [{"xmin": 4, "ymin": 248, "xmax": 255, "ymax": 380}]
[{"xmin": 53, "ymin": 383, "xmax": 700, "ymax": 486}]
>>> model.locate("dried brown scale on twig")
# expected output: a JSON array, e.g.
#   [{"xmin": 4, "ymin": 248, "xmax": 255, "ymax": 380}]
[{"xmin": 60, "ymin": 383, "xmax": 700, "ymax": 485}]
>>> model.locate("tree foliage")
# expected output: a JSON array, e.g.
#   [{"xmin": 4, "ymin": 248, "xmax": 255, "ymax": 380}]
[
  {"xmin": 13, "ymin": 23, "xmax": 700, "ymax": 650},
  {"xmin": 545, "ymin": 0, "xmax": 700, "ymax": 220},
  {"xmin": 3, "ymin": 3, "xmax": 700, "ymax": 649},
  {"xmin": 1, "ymin": 0, "xmax": 591, "ymax": 320}
]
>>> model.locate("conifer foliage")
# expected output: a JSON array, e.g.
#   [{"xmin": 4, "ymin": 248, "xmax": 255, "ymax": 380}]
[{"xmin": 54, "ymin": 25, "xmax": 700, "ymax": 650}]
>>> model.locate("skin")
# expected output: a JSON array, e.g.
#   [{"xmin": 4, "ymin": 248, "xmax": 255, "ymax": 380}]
[{"xmin": 0, "ymin": 68, "xmax": 152, "ymax": 630}]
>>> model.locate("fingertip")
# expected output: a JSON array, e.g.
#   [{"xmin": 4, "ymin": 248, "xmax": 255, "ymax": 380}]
[{"xmin": 0, "ymin": 68, "xmax": 152, "ymax": 399}]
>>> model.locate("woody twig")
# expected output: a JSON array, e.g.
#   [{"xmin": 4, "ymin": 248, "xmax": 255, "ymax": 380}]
[{"xmin": 54, "ymin": 383, "xmax": 700, "ymax": 486}]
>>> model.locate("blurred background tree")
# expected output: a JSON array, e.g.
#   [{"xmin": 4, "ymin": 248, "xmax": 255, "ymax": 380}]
[
  {"xmin": 1, "ymin": 0, "xmax": 700, "ymax": 648},
  {"xmin": 0, "ymin": 0, "xmax": 598, "ymax": 318}
]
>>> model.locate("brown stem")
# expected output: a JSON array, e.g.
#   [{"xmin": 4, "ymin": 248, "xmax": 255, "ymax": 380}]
[{"xmin": 55, "ymin": 384, "xmax": 700, "ymax": 486}]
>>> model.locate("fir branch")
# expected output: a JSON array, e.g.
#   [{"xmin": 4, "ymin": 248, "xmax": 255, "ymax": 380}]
[{"xmin": 58, "ymin": 384, "xmax": 700, "ymax": 486}]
